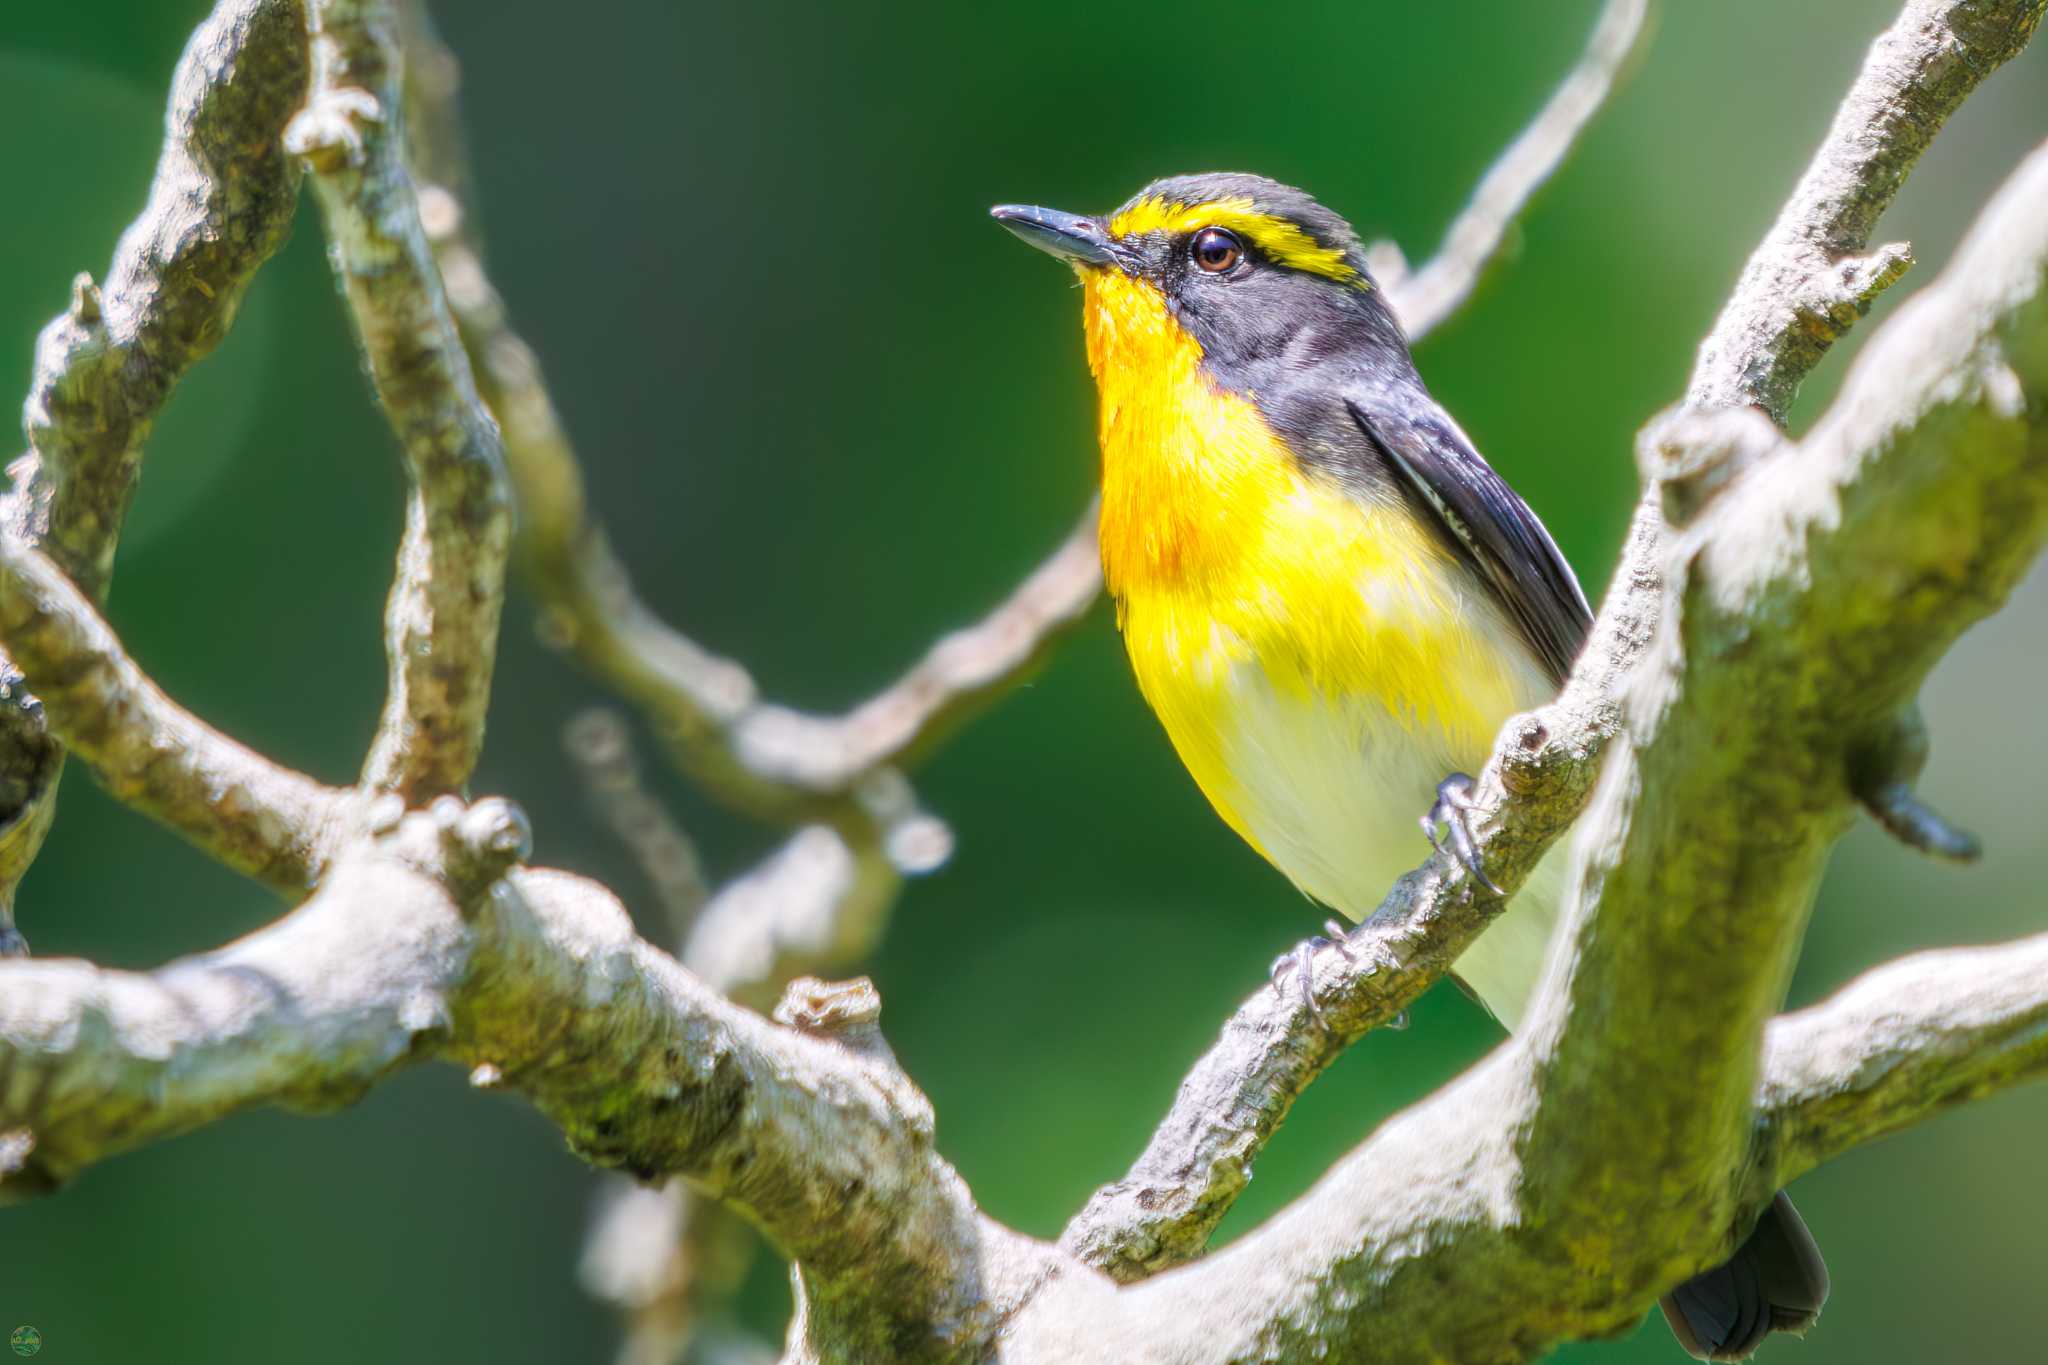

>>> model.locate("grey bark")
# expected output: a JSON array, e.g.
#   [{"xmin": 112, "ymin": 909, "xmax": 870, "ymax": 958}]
[{"xmin": 0, "ymin": 3, "xmax": 2045, "ymax": 1365}]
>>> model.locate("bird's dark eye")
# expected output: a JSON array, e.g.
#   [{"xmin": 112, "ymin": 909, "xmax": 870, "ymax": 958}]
[{"xmin": 1190, "ymin": 227, "xmax": 1243, "ymax": 273}]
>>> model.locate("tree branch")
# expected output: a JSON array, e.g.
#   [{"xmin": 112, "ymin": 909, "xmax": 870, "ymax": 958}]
[
  {"xmin": 1687, "ymin": 0, "xmax": 2045, "ymax": 419},
  {"xmin": 0, "ymin": 0, "xmax": 309, "ymax": 940},
  {"xmin": 1758, "ymin": 929, "xmax": 2048, "ymax": 1190},
  {"xmin": 4, "ymin": 4, "xmax": 2046, "ymax": 1365},
  {"xmin": 565, "ymin": 708, "xmax": 712, "ymax": 941},
  {"xmin": 0, "ymin": 538, "xmax": 353, "ymax": 892},
  {"xmin": 406, "ymin": 1, "xmax": 1646, "ymax": 835},
  {"xmin": 0, "ymin": 813, "xmax": 1029, "ymax": 1357},
  {"xmin": 435, "ymin": 184, "xmax": 1102, "ymax": 827},
  {"xmin": 1520, "ymin": 119, "xmax": 2048, "ymax": 1291},
  {"xmin": 561, "ymin": 715, "xmax": 925, "ymax": 1363},
  {"xmin": 285, "ymin": 0, "xmax": 512, "ymax": 803},
  {"xmin": 580, "ymin": 806, "xmax": 931, "ymax": 1362}
]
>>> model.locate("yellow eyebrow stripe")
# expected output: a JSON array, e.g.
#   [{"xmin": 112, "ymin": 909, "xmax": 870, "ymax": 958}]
[{"xmin": 1108, "ymin": 195, "xmax": 1364, "ymax": 286}]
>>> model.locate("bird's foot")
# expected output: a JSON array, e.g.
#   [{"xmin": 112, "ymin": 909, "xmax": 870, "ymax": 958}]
[
  {"xmin": 1420, "ymin": 772, "xmax": 1503, "ymax": 895},
  {"xmin": 1269, "ymin": 919, "xmax": 1357, "ymax": 1029}
]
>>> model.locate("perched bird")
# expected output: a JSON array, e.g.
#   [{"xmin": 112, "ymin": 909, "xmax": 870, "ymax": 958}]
[{"xmin": 994, "ymin": 173, "xmax": 1827, "ymax": 1361}]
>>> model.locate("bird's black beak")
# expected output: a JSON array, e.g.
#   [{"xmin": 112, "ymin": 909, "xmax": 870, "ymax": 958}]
[{"xmin": 990, "ymin": 204, "xmax": 1117, "ymax": 267}]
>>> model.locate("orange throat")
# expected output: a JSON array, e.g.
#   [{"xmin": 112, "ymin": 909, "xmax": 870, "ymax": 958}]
[{"xmin": 1081, "ymin": 269, "xmax": 1271, "ymax": 600}]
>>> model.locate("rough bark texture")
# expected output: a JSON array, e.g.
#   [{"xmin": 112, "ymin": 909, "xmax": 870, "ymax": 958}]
[
  {"xmin": 286, "ymin": 0, "xmax": 512, "ymax": 802},
  {"xmin": 0, "ymin": 2, "xmax": 2045, "ymax": 1363},
  {"xmin": 0, "ymin": 0, "xmax": 310, "ymax": 943}
]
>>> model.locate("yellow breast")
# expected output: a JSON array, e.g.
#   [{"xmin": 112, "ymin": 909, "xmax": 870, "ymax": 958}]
[{"xmin": 1081, "ymin": 270, "xmax": 1540, "ymax": 872}]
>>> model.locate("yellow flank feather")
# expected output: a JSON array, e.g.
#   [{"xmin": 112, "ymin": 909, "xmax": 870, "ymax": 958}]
[
  {"xmin": 1081, "ymin": 268, "xmax": 1536, "ymax": 867},
  {"xmin": 1108, "ymin": 196, "xmax": 1362, "ymax": 285}
]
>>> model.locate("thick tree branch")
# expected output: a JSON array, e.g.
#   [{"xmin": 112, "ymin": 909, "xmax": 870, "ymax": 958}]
[
  {"xmin": 1520, "ymin": 125, "xmax": 2048, "ymax": 1293},
  {"xmin": 0, "ymin": 813, "xmax": 1036, "ymax": 1358},
  {"xmin": 580, "ymin": 803, "xmax": 931, "ymax": 1361},
  {"xmin": 0, "ymin": 0, "xmax": 309, "ymax": 939},
  {"xmin": 1757, "ymin": 930, "xmax": 2048, "ymax": 1190},
  {"xmin": 0, "ymin": 539, "xmax": 353, "ymax": 892},
  {"xmin": 3, "ymin": 4, "xmax": 2046, "ymax": 1365},
  {"xmin": 564, "ymin": 713, "xmax": 919, "ymax": 1361},
  {"xmin": 285, "ymin": 0, "xmax": 512, "ymax": 803}
]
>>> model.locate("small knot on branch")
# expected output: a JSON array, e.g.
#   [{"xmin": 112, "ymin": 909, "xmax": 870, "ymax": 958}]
[
  {"xmin": 1499, "ymin": 710, "xmax": 1564, "ymax": 798},
  {"xmin": 1640, "ymin": 403, "xmax": 1787, "ymax": 525},
  {"xmin": 1840, "ymin": 241, "xmax": 1913, "ymax": 310},
  {"xmin": 775, "ymin": 974, "xmax": 883, "ymax": 1037},
  {"xmin": 67, "ymin": 273, "xmax": 103, "ymax": 328},
  {"xmin": 282, "ymin": 87, "xmax": 384, "ymax": 173},
  {"xmin": 774, "ymin": 976, "xmax": 930, "ymax": 1134},
  {"xmin": 1789, "ymin": 242, "xmax": 1914, "ymax": 341},
  {"xmin": 431, "ymin": 794, "xmax": 532, "ymax": 894}
]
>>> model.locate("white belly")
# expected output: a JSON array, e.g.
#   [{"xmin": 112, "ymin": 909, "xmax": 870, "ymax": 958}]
[{"xmin": 1217, "ymin": 658, "xmax": 1567, "ymax": 1032}]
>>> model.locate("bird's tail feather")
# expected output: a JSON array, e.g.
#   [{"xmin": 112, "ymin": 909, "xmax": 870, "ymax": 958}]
[{"xmin": 1658, "ymin": 1192, "xmax": 1829, "ymax": 1361}]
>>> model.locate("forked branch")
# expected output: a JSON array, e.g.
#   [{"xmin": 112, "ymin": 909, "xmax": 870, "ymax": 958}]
[{"xmin": 0, "ymin": 4, "xmax": 2045, "ymax": 1365}]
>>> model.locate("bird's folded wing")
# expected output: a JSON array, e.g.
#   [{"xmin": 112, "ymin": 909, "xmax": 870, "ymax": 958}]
[{"xmin": 1346, "ymin": 394, "xmax": 1593, "ymax": 687}]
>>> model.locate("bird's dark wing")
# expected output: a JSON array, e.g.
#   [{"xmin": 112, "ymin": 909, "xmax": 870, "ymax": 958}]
[{"xmin": 1344, "ymin": 394, "xmax": 1592, "ymax": 686}]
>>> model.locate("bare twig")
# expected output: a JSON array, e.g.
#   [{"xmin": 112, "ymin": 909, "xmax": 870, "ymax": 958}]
[
  {"xmin": 1059, "ymin": 671, "xmax": 1627, "ymax": 1279},
  {"xmin": 1687, "ymin": 0, "xmax": 2045, "ymax": 419},
  {"xmin": 1382, "ymin": 0, "xmax": 1655, "ymax": 335},
  {"xmin": 718, "ymin": 506, "xmax": 1103, "ymax": 802},
  {"xmin": 285, "ymin": 0, "xmax": 512, "ymax": 804},
  {"xmin": 389, "ymin": 7, "xmax": 967, "ymax": 1356},
  {"xmin": 0, "ymin": 519, "xmax": 352, "ymax": 892},
  {"xmin": 441, "ymin": 196, "xmax": 1103, "ymax": 825},
  {"xmin": 564, "ymin": 709, "xmax": 711, "ymax": 940},
  {"xmin": 686, "ymin": 823, "xmax": 921, "ymax": 1006},
  {"xmin": 0, "ymin": 0, "xmax": 309, "ymax": 939},
  {"xmin": 442, "ymin": 0, "xmax": 1644, "ymax": 830}
]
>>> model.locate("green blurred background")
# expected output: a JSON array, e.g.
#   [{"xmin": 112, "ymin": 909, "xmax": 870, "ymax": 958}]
[{"xmin": 3, "ymin": 1, "xmax": 2046, "ymax": 1360}]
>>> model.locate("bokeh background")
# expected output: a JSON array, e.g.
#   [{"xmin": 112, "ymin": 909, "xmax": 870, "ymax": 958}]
[{"xmin": 3, "ymin": 1, "xmax": 2046, "ymax": 1360}]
